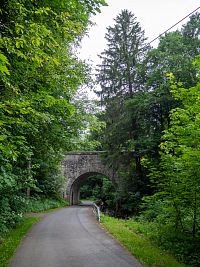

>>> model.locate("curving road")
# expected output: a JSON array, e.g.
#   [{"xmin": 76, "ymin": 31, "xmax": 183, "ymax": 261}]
[{"xmin": 9, "ymin": 205, "xmax": 143, "ymax": 267}]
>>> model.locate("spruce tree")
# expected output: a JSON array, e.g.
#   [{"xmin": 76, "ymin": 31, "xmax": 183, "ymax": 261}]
[
  {"xmin": 97, "ymin": 9, "xmax": 147, "ymax": 103},
  {"xmin": 96, "ymin": 10, "xmax": 149, "ymax": 214},
  {"xmin": 96, "ymin": 9, "xmax": 148, "ymax": 155}
]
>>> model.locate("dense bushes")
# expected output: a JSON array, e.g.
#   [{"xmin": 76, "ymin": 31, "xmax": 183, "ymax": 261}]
[
  {"xmin": 24, "ymin": 197, "xmax": 68, "ymax": 213},
  {"xmin": 127, "ymin": 215, "xmax": 200, "ymax": 267}
]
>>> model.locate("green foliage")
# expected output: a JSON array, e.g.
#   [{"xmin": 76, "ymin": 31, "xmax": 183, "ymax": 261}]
[
  {"xmin": 80, "ymin": 175, "xmax": 116, "ymax": 209},
  {"xmin": 95, "ymin": 10, "xmax": 151, "ymax": 215},
  {"xmin": 0, "ymin": 52, "xmax": 9, "ymax": 75},
  {"xmin": 93, "ymin": 10, "xmax": 200, "ymax": 217},
  {"xmin": 0, "ymin": 0, "xmax": 105, "ymax": 239},
  {"xmin": 92, "ymin": 11, "xmax": 200, "ymax": 265},
  {"xmin": 96, "ymin": 9, "xmax": 148, "ymax": 154},
  {"xmin": 141, "ymin": 58, "xmax": 200, "ymax": 266},
  {"xmin": 0, "ymin": 179, "xmax": 26, "ymax": 237},
  {"xmin": 71, "ymin": 94, "xmax": 106, "ymax": 151},
  {"xmin": 97, "ymin": 9, "xmax": 147, "ymax": 99},
  {"xmin": 80, "ymin": 173, "xmax": 143, "ymax": 217},
  {"xmin": 150, "ymin": 64, "xmax": 200, "ymax": 233},
  {"xmin": 130, "ymin": 215, "xmax": 200, "ymax": 267},
  {"xmin": 25, "ymin": 197, "xmax": 68, "ymax": 212},
  {"xmin": 101, "ymin": 215, "xmax": 188, "ymax": 267}
]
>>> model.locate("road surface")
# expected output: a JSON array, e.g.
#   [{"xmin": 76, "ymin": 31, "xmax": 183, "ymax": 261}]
[{"xmin": 10, "ymin": 205, "xmax": 143, "ymax": 267}]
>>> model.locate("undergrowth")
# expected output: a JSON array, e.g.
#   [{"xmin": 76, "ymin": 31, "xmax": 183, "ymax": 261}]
[
  {"xmin": 125, "ymin": 218, "xmax": 200, "ymax": 267},
  {"xmin": 25, "ymin": 197, "xmax": 69, "ymax": 212},
  {"xmin": 101, "ymin": 214, "xmax": 189, "ymax": 267}
]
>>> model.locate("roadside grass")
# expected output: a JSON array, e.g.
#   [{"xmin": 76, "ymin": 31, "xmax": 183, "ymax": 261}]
[
  {"xmin": 101, "ymin": 214, "xmax": 188, "ymax": 267},
  {"xmin": 0, "ymin": 217, "xmax": 40, "ymax": 267}
]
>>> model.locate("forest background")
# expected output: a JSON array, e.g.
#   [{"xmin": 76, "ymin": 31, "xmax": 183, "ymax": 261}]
[{"xmin": 0, "ymin": 1, "xmax": 200, "ymax": 266}]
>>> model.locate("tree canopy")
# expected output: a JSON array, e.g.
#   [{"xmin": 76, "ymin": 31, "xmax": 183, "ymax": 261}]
[
  {"xmin": 0, "ymin": 0, "xmax": 106, "ymax": 237},
  {"xmin": 92, "ymin": 12, "xmax": 200, "ymax": 265}
]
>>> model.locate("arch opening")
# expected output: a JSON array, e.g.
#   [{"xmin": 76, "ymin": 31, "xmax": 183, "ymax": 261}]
[{"xmin": 69, "ymin": 172, "xmax": 115, "ymax": 205}]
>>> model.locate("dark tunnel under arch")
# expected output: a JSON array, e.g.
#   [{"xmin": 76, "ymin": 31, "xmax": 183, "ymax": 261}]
[{"xmin": 69, "ymin": 172, "xmax": 115, "ymax": 205}]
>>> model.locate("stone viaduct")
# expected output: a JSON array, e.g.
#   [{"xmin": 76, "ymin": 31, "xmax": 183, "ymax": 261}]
[{"xmin": 62, "ymin": 152, "xmax": 118, "ymax": 205}]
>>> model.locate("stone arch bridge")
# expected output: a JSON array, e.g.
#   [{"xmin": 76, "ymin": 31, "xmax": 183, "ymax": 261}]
[{"xmin": 62, "ymin": 152, "xmax": 118, "ymax": 205}]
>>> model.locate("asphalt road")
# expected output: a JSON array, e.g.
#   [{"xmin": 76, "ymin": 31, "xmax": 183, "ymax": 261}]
[{"xmin": 9, "ymin": 205, "xmax": 143, "ymax": 267}]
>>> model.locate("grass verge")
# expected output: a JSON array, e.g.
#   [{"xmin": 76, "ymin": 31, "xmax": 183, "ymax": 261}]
[
  {"xmin": 101, "ymin": 214, "xmax": 188, "ymax": 267},
  {"xmin": 0, "ymin": 217, "xmax": 40, "ymax": 267}
]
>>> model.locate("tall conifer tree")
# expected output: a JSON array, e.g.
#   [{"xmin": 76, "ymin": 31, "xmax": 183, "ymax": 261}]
[
  {"xmin": 97, "ymin": 9, "xmax": 147, "ymax": 103},
  {"xmin": 96, "ymin": 10, "xmax": 148, "ymax": 155}
]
